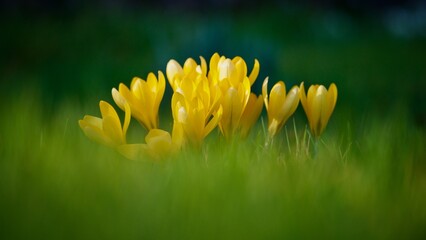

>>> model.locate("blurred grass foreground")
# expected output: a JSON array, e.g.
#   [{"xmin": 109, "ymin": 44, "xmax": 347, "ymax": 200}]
[{"xmin": 1, "ymin": 1, "xmax": 426, "ymax": 239}]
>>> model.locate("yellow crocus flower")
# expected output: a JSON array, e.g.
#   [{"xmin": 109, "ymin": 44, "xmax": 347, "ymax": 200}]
[
  {"xmin": 208, "ymin": 53, "xmax": 261, "ymax": 138},
  {"xmin": 172, "ymin": 92, "xmax": 223, "ymax": 146},
  {"xmin": 166, "ymin": 57, "xmax": 207, "ymax": 91},
  {"xmin": 299, "ymin": 82, "xmax": 338, "ymax": 138},
  {"xmin": 112, "ymin": 71, "xmax": 165, "ymax": 130},
  {"xmin": 218, "ymin": 78, "xmax": 251, "ymax": 137},
  {"xmin": 262, "ymin": 77, "xmax": 300, "ymax": 137},
  {"xmin": 79, "ymin": 100, "xmax": 130, "ymax": 148},
  {"xmin": 166, "ymin": 57, "xmax": 221, "ymax": 121},
  {"xmin": 208, "ymin": 53, "xmax": 259, "ymax": 86}
]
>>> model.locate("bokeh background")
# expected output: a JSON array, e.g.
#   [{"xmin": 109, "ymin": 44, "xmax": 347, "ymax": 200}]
[
  {"xmin": 1, "ymin": 0, "xmax": 426, "ymax": 239},
  {"xmin": 1, "ymin": 0, "xmax": 426, "ymax": 124}
]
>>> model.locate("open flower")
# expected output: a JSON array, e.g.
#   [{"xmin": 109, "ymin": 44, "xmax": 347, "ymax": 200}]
[
  {"xmin": 208, "ymin": 53, "xmax": 259, "ymax": 87},
  {"xmin": 112, "ymin": 71, "xmax": 165, "ymax": 130},
  {"xmin": 166, "ymin": 57, "xmax": 221, "ymax": 124},
  {"xmin": 299, "ymin": 82, "xmax": 338, "ymax": 138},
  {"xmin": 166, "ymin": 57, "xmax": 207, "ymax": 91},
  {"xmin": 79, "ymin": 100, "xmax": 130, "ymax": 148},
  {"xmin": 208, "ymin": 53, "xmax": 262, "ymax": 138},
  {"xmin": 172, "ymin": 92, "xmax": 223, "ymax": 146},
  {"xmin": 262, "ymin": 77, "xmax": 300, "ymax": 137}
]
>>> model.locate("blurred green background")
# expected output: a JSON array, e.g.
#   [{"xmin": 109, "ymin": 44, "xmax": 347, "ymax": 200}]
[
  {"xmin": 2, "ymin": 0, "xmax": 425, "ymax": 122},
  {"xmin": 1, "ymin": 0, "xmax": 426, "ymax": 239}
]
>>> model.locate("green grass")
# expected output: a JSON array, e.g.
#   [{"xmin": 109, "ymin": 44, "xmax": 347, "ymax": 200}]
[{"xmin": 1, "ymin": 94, "xmax": 425, "ymax": 239}]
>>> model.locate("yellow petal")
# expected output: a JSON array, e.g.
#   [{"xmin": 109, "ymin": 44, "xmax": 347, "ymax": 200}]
[
  {"xmin": 241, "ymin": 77, "xmax": 251, "ymax": 109},
  {"xmin": 199, "ymin": 56, "xmax": 207, "ymax": 75},
  {"xmin": 234, "ymin": 57, "xmax": 247, "ymax": 82},
  {"xmin": 146, "ymin": 72, "xmax": 157, "ymax": 92},
  {"xmin": 306, "ymin": 85, "xmax": 318, "ymax": 126},
  {"xmin": 100, "ymin": 101, "xmax": 120, "ymax": 123},
  {"xmin": 278, "ymin": 86, "xmax": 300, "ymax": 123},
  {"xmin": 118, "ymin": 83, "xmax": 134, "ymax": 109},
  {"xmin": 268, "ymin": 81, "xmax": 286, "ymax": 124},
  {"xmin": 240, "ymin": 93, "xmax": 263, "ymax": 138},
  {"xmin": 299, "ymin": 82, "xmax": 307, "ymax": 113},
  {"xmin": 145, "ymin": 129, "xmax": 173, "ymax": 156},
  {"xmin": 155, "ymin": 71, "xmax": 166, "ymax": 112},
  {"xmin": 103, "ymin": 115, "xmax": 124, "ymax": 145},
  {"xmin": 219, "ymin": 58, "xmax": 235, "ymax": 82},
  {"xmin": 311, "ymin": 86, "xmax": 327, "ymax": 137},
  {"xmin": 171, "ymin": 92, "xmax": 186, "ymax": 122},
  {"xmin": 112, "ymin": 88, "xmax": 125, "ymax": 111},
  {"xmin": 190, "ymin": 101, "xmax": 205, "ymax": 141},
  {"xmin": 248, "ymin": 59, "xmax": 260, "ymax": 86},
  {"xmin": 221, "ymin": 87, "xmax": 239, "ymax": 136},
  {"xmin": 183, "ymin": 58, "xmax": 197, "ymax": 75},
  {"xmin": 204, "ymin": 105, "xmax": 223, "ymax": 137},
  {"xmin": 209, "ymin": 53, "xmax": 220, "ymax": 77},
  {"xmin": 80, "ymin": 115, "xmax": 102, "ymax": 129},
  {"xmin": 122, "ymin": 102, "xmax": 131, "ymax": 139},
  {"xmin": 172, "ymin": 121, "xmax": 184, "ymax": 149},
  {"xmin": 166, "ymin": 59, "xmax": 183, "ymax": 88},
  {"xmin": 326, "ymin": 83, "xmax": 338, "ymax": 119},
  {"xmin": 177, "ymin": 105, "xmax": 188, "ymax": 124},
  {"xmin": 81, "ymin": 125, "xmax": 114, "ymax": 147},
  {"xmin": 262, "ymin": 77, "xmax": 269, "ymax": 110},
  {"xmin": 117, "ymin": 144, "xmax": 148, "ymax": 160},
  {"xmin": 130, "ymin": 76, "xmax": 141, "ymax": 90}
]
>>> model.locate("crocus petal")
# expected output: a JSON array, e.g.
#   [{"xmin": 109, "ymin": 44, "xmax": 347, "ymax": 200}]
[
  {"xmin": 166, "ymin": 59, "xmax": 183, "ymax": 88},
  {"xmin": 204, "ymin": 105, "xmax": 223, "ymax": 137},
  {"xmin": 199, "ymin": 56, "xmax": 207, "ymax": 75},
  {"xmin": 117, "ymin": 144, "xmax": 148, "ymax": 161},
  {"xmin": 80, "ymin": 124, "xmax": 114, "ymax": 147},
  {"xmin": 299, "ymin": 82, "xmax": 307, "ymax": 113},
  {"xmin": 171, "ymin": 92, "xmax": 186, "ymax": 122},
  {"xmin": 278, "ymin": 86, "xmax": 300, "ymax": 123},
  {"xmin": 326, "ymin": 83, "xmax": 338, "ymax": 119},
  {"xmin": 306, "ymin": 85, "xmax": 318, "ymax": 125},
  {"xmin": 155, "ymin": 71, "xmax": 166, "ymax": 113},
  {"xmin": 240, "ymin": 93, "xmax": 263, "ymax": 138},
  {"xmin": 219, "ymin": 58, "xmax": 234, "ymax": 82},
  {"xmin": 122, "ymin": 102, "xmax": 131, "ymax": 139},
  {"xmin": 311, "ymin": 86, "xmax": 327, "ymax": 136},
  {"xmin": 172, "ymin": 121, "xmax": 184, "ymax": 149},
  {"xmin": 234, "ymin": 57, "xmax": 247, "ymax": 83},
  {"xmin": 183, "ymin": 58, "xmax": 197, "ymax": 75},
  {"xmin": 145, "ymin": 129, "xmax": 173, "ymax": 156},
  {"xmin": 100, "ymin": 101, "xmax": 121, "ymax": 126},
  {"xmin": 262, "ymin": 77, "xmax": 269, "ymax": 110},
  {"xmin": 102, "ymin": 115, "xmax": 124, "ymax": 145},
  {"xmin": 248, "ymin": 59, "xmax": 260, "ymax": 86},
  {"xmin": 268, "ymin": 81, "xmax": 286, "ymax": 124},
  {"xmin": 221, "ymin": 87, "xmax": 239, "ymax": 136},
  {"xmin": 80, "ymin": 115, "xmax": 103, "ymax": 129}
]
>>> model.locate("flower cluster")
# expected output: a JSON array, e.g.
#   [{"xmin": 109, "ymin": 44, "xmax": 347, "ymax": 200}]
[{"xmin": 79, "ymin": 53, "xmax": 337, "ymax": 160}]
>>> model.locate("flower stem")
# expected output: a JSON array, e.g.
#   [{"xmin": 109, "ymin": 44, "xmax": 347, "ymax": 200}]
[{"xmin": 313, "ymin": 137, "xmax": 319, "ymax": 159}]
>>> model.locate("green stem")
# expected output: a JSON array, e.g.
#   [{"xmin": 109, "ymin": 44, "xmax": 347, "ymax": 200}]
[
  {"xmin": 265, "ymin": 134, "xmax": 274, "ymax": 150},
  {"xmin": 313, "ymin": 137, "xmax": 319, "ymax": 159}
]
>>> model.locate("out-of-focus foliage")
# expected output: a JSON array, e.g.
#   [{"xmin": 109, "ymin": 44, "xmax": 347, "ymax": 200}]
[{"xmin": 1, "ymin": 2, "xmax": 425, "ymax": 126}]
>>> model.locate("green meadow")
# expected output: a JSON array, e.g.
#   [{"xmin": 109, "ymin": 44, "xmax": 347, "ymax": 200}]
[{"xmin": 1, "ymin": 8, "xmax": 426, "ymax": 239}]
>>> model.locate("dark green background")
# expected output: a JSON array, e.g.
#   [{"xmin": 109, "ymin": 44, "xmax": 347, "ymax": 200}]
[{"xmin": 1, "ymin": 1, "xmax": 425, "ymax": 125}]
